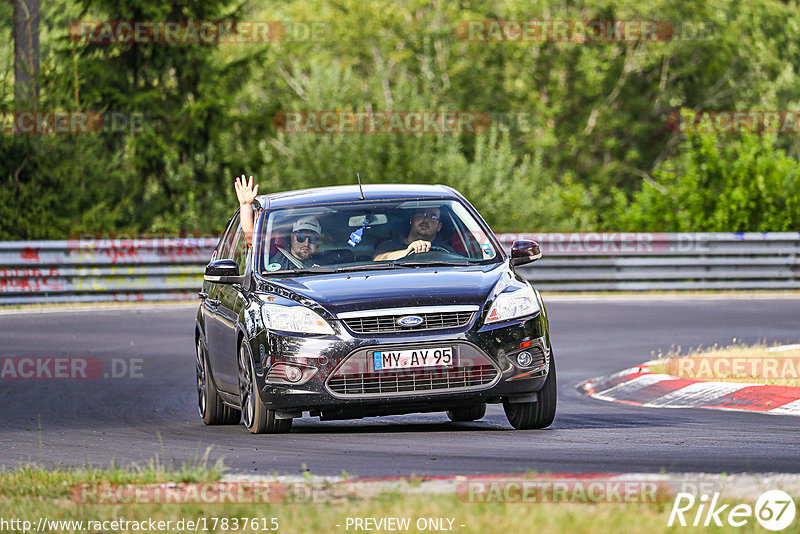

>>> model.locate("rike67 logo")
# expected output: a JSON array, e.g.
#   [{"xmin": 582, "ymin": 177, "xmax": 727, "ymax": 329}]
[{"xmin": 669, "ymin": 490, "xmax": 796, "ymax": 531}]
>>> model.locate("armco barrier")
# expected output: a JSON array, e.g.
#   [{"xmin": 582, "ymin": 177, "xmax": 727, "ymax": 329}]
[
  {"xmin": 0, "ymin": 233, "xmax": 798, "ymax": 304},
  {"xmin": 0, "ymin": 238, "xmax": 216, "ymax": 305},
  {"xmin": 504, "ymin": 232, "xmax": 800, "ymax": 291}
]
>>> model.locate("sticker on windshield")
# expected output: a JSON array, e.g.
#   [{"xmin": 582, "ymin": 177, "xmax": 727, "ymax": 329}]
[
  {"xmin": 481, "ymin": 244, "xmax": 495, "ymax": 259},
  {"xmin": 266, "ymin": 262, "xmax": 282, "ymax": 271}
]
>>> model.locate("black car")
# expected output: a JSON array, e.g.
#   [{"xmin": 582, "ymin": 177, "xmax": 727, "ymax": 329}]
[{"xmin": 195, "ymin": 184, "xmax": 555, "ymax": 433}]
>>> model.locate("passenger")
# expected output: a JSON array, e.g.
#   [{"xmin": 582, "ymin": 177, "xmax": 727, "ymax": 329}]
[
  {"xmin": 373, "ymin": 207, "xmax": 450, "ymax": 261},
  {"xmin": 235, "ymin": 175, "xmax": 323, "ymax": 270}
]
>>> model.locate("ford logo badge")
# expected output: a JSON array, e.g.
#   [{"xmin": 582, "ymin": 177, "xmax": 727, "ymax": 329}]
[{"xmin": 397, "ymin": 315, "xmax": 424, "ymax": 327}]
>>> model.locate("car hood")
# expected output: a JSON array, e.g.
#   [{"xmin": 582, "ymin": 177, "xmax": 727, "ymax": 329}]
[{"xmin": 259, "ymin": 264, "xmax": 508, "ymax": 317}]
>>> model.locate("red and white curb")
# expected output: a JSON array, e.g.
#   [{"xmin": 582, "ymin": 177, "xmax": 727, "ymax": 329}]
[{"xmin": 580, "ymin": 361, "xmax": 800, "ymax": 416}]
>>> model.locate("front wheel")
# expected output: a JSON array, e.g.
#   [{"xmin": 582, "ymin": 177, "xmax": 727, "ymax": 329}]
[
  {"xmin": 503, "ymin": 353, "xmax": 557, "ymax": 429},
  {"xmin": 238, "ymin": 340, "xmax": 292, "ymax": 434},
  {"xmin": 196, "ymin": 338, "xmax": 240, "ymax": 425}
]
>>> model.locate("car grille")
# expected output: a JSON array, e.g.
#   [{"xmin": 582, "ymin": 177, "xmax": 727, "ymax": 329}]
[
  {"xmin": 342, "ymin": 311, "xmax": 474, "ymax": 334},
  {"xmin": 327, "ymin": 364, "xmax": 498, "ymax": 396}
]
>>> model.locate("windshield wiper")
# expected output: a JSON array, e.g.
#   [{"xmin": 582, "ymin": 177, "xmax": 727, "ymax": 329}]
[
  {"xmin": 333, "ymin": 263, "xmax": 404, "ymax": 273},
  {"xmin": 262, "ymin": 268, "xmax": 338, "ymax": 276},
  {"xmin": 336, "ymin": 260, "xmax": 476, "ymax": 271},
  {"xmin": 393, "ymin": 260, "xmax": 473, "ymax": 267}
]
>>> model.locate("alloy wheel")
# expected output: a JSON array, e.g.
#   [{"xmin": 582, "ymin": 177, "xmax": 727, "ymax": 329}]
[
  {"xmin": 239, "ymin": 344, "xmax": 255, "ymax": 429},
  {"xmin": 196, "ymin": 339, "xmax": 207, "ymax": 418}
]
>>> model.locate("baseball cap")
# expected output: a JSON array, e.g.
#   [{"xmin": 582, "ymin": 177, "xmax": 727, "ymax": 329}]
[{"xmin": 292, "ymin": 216, "xmax": 322, "ymax": 234}]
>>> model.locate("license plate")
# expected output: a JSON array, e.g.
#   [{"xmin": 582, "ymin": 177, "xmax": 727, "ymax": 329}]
[{"xmin": 373, "ymin": 347, "xmax": 454, "ymax": 371}]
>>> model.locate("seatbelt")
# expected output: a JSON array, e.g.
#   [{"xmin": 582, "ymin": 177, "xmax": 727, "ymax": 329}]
[{"xmin": 277, "ymin": 247, "xmax": 305, "ymax": 269}]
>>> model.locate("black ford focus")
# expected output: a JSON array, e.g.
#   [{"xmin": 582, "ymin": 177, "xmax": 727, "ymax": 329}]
[{"xmin": 195, "ymin": 184, "xmax": 555, "ymax": 433}]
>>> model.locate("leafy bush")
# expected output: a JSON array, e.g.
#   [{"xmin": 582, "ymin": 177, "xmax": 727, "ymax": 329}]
[{"xmin": 612, "ymin": 124, "xmax": 800, "ymax": 231}]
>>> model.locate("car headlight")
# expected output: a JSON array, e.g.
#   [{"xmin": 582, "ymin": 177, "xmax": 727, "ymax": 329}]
[
  {"xmin": 485, "ymin": 285, "xmax": 539, "ymax": 324},
  {"xmin": 260, "ymin": 303, "xmax": 335, "ymax": 335}
]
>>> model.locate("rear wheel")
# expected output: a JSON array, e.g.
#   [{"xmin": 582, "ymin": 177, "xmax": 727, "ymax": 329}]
[
  {"xmin": 446, "ymin": 403, "xmax": 486, "ymax": 422},
  {"xmin": 196, "ymin": 338, "xmax": 240, "ymax": 425},
  {"xmin": 503, "ymin": 353, "xmax": 557, "ymax": 430},
  {"xmin": 238, "ymin": 340, "xmax": 292, "ymax": 434}
]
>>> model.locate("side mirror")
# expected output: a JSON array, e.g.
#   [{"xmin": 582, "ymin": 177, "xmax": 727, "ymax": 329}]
[
  {"xmin": 510, "ymin": 240, "xmax": 542, "ymax": 266},
  {"xmin": 204, "ymin": 259, "xmax": 244, "ymax": 284}
]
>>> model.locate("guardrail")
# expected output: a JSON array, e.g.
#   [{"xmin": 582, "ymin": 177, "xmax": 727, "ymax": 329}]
[
  {"xmin": 505, "ymin": 232, "xmax": 800, "ymax": 291},
  {"xmin": 0, "ymin": 233, "xmax": 798, "ymax": 304},
  {"xmin": 0, "ymin": 238, "xmax": 216, "ymax": 305}
]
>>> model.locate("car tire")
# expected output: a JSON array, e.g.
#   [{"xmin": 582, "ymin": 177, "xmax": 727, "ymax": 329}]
[
  {"xmin": 446, "ymin": 404, "xmax": 486, "ymax": 422},
  {"xmin": 502, "ymin": 353, "xmax": 557, "ymax": 430},
  {"xmin": 238, "ymin": 340, "xmax": 292, "ymax": 434},
  {"xmin": 197, "ymin": 338, "xmax": 241, "ymax": 425}
]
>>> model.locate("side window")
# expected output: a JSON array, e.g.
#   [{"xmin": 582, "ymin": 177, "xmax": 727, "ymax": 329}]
[
  {"xmin": 217, "ymin": 213, "xmax": 241, "ymax": 259},
  {"xmin": 232, "ymin": 228, "xmax": 248, "ymax": 273}
]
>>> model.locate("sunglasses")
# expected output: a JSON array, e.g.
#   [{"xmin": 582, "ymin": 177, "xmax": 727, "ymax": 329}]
[
  {"xmin": 293, "ymin": 232, "xmax": 320, "ymax": 244},
  {"xmin": 412, "ymin": 212, "xmax": 440, "ymax": 221}
]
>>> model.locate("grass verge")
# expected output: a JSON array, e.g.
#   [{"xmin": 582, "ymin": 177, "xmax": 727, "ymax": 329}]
[{"xmin": 0, "ymin": 464, "xmax": 787, "ymax": 533}]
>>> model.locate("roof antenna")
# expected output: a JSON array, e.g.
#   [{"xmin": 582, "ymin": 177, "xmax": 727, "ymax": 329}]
[{"xmin": 356, "ymin": 172, "xmax": 365, "ymax": 200}]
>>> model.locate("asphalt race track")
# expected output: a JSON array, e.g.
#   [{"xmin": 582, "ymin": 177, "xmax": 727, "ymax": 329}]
[{"xmin": 1, "ymin": 297, "xmax": 799, "ymax": 477}]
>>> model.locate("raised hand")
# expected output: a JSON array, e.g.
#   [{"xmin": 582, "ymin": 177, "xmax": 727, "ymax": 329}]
[
  {"xmin": 235, "ymin": 174, "xmax": 258, "ymax": 247},
  {"xmin": 234, "ymin": 174, "xmax": 259, "ymax": 206}
]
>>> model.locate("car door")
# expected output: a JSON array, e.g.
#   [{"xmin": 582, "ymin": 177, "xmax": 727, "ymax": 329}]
[
  {"xmin": 205, "ymin": 214, "xmax": 240, "ymax": 393},
  {"xmin": 212, "ymin": 227, "xmax": 250, "ymax": 391}
]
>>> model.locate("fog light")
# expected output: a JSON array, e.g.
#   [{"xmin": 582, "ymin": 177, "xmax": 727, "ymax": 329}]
[
  {"xmin": 285, "ymin": 365, "xmax": 302, "ymax": 383},
  {"xmin": 516, "ymin": 351, "xmax": 533, "ymax": 367}
]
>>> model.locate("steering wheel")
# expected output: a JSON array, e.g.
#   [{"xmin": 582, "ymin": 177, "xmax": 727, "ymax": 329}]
[{"xmin": 405, "ymin": 245, "xmax": 451, "ymax": 256}]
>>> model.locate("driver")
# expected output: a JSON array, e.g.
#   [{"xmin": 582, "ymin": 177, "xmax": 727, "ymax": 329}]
[
  {"xmin": 373, "ymin": 206, "xmax": 450, "ymax": 261},
  {"xmin": 274, "ymin": 216, "xmax": 324, "ymax": 270}
]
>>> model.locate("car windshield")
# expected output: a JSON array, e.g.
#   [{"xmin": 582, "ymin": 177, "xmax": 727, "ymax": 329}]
[{"xmin": 256, "ymin": 198, "xmax": 501, "ymax": 275}]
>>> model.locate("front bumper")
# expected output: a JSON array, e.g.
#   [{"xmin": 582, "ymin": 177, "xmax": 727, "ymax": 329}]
[{"xmin": 248, "ymin": 312, "xmax": 550, "ymax": 419}]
